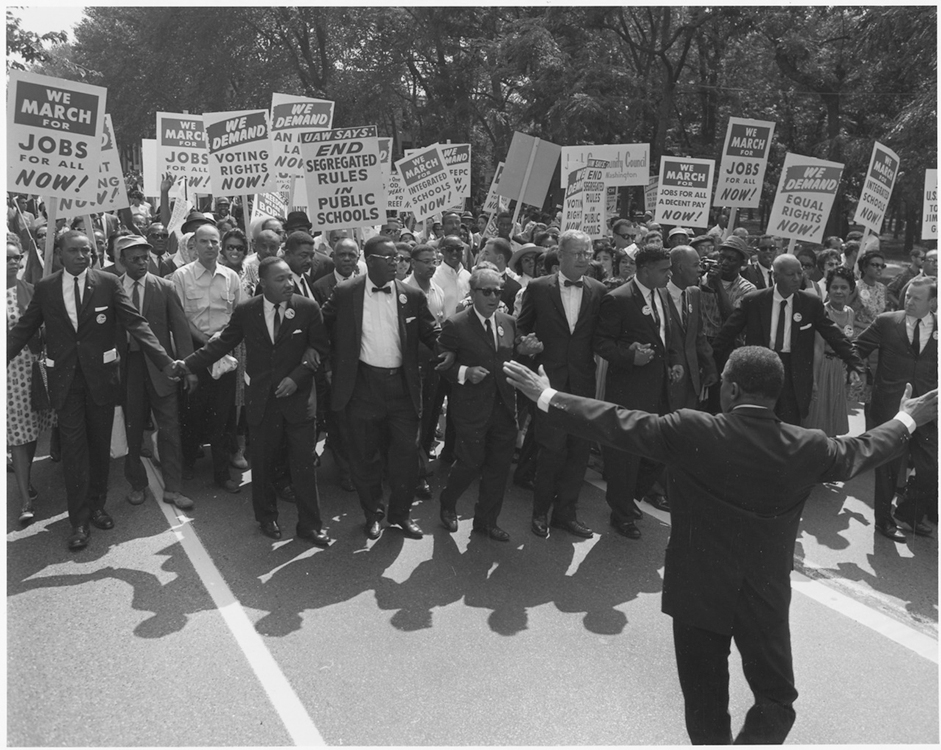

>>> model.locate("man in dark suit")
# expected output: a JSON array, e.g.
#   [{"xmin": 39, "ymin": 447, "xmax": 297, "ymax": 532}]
[
  {"xmin": 176, "ymin": 257, "xmax": 332, "ymax": 545},
  {"xmin": 115, "ymin": 235, "xmax": 197, "ymax": 510},
  {"xmin": 855, "ymin": 277, "xmax": 938, "ymax": 541},
  {"xmin": 667, "ymin": 245, "xmax": 718, "ymax": 410},
  {"xmin": 436, "ymin": 268, "xmax": 542, "ymax": 541},
  {"xmin": 282, "ymin": 230, "xmax": 335, "ymax": 294},
  {"xmin": 517, "ymin": 228, "xmax": 606, "ymax": 538},
  {"xmin": 504, "ymin": 347, "xmax": 937, "ymax": 745},
  {"xmin": 594, "ymin": 245, "xmax": 684, "ymax": 538},
  {"xmin": 321, "ymin": 234, "xmax": 441, "ymax": 540},
  {"xmin": 741, "ymin": 235, "xmax": 776, "ymax": 290},
  {"xmin": 7, "ymin": 230, "xmax": 176, "ymax": 550},
  {"xmin": 713, "ymin": 254, "xmax": 863, "ymax": 424},
  {"xmin": 310, "ymin": 237, "xmax": 359, "ymax": 306}
]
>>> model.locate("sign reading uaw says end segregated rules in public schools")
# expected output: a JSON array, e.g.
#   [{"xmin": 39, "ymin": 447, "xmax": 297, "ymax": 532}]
[
  {"xmin": 766, "ymin": 153, "xmax": 844, "ymax": 244},
  {"xmin": 8, "ymin": 70, "xmax": 107, "ymax": 202},
  {"xmin": 203, "ymin": 109, "xmax": 274, "ymax": 195},
  {"xmin": 654, "ymin": 157, "xmax": 715, "ymax": 227}
]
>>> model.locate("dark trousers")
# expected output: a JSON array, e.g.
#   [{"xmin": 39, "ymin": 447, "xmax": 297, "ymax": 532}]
[
  {"xmin": 123, "ymin": 351, "xmax": 183, "ymax": 494},
  {"xmin": 250, "ymin": 400, "xmax": 323, "ymax": 530},
  {"xmin": 440, "ymin": 400, "xmax": 517, "ymax": 526},
  {"xmin": 604, "ymin": 446, "xmax": 664, "ymax": 523},
  {"xmin": 421, "ymin": 370, "xmax": 455, "ymax": 458},
  {"xmin": 344, "ymin": 364, "xmax": 420, "ymax": 524},
  {"xmin": 533, "ymin": 409, "xmax": 590, "ymax": 522},
  {"xmin": 57, "ymin": 365, "xmax": 114, "ymax": 526},
  {"xmin": 513, "ymin": 401, "xmax": 538, "ymax": 485},
  {"xmin": 317, "ymin": 369, "xmax": 351, "ymax": 481},
  {"xmin": 774, "ymin": 354, "xmax": 802, "ymax": 425},
  {"xmin": 672, "ymin": 599, "xmax": 797, "ymax": 744},
  {"xmin": 874, "ymin": 421, "xmax": 938, "ymax": 525},
  {"xmin": 181, "ymin": 368, "xmax": 236, "ymax": 483}
]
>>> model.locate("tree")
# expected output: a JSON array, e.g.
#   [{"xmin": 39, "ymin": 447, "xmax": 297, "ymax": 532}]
[{"xmin": 6, "ymin": 9, "xmax": 66, "ymax": 71}]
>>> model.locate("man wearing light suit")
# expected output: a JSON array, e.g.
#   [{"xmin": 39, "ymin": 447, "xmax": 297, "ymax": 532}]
[
  {"xmin": 177, "ymin": 257, "xmax": 332, "ymax": 545},
  {"xmin": 713, "ymin": 253, "xmax": 863, "ymax": 424},
  {"xmin": 504, "ymin": 347, "xmax": 937, "ymax": 745},
  {"xmin": 321, "ymin": 235, "xmax": 441, "ymax": 541},
  {"xmin": 855, "ymin": 276, "xmax": 939, "ymax": 541},
  {"xmin": 7, "ymin": 231, "xmax": 176, "ymax": 551}
]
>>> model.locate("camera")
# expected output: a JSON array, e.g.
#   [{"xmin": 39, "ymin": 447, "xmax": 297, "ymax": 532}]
[{"xmin": 701, "ymin": 257, "xmax": 719, "ymax": 274}]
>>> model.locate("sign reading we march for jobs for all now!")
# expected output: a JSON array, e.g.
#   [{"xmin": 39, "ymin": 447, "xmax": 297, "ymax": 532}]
[
  {"xmin": 655, "ymin": 157, "xmax": 715, "ymax": 227},
  {"xmin": 766, "ymin": 153, "xmax": 844, "ymax": 243},
  {"xmin": 714, "ymin": 117, "xmax": 775, "ymax": 208},
  {"xmin": 8, "ymin": 70, "xmax": 106, "ymax": 202},
  {"xmin": 156, "ymin": 112, "xmax": 212, "ymax": 192},
  {"xmin": 203, "ymin": 109, "xmax": 274, "ymax": 195}
]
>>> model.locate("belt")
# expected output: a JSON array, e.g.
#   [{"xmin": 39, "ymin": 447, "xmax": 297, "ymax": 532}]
[{"xmin": 359, "ymin": 361, "xmax": 402, "ymax": 376}]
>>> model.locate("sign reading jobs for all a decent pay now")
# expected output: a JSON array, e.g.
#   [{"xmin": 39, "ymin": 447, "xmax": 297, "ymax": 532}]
[
  {"xmin": 8, "ymin": 70, "xmax": 106, "ymax": 202},
  {"xmin": 58, "ymin": 114, "xmax": 129, "ymax": 216},
  {"xmin": 766, "ymin": 153, "xmax": 844, "ymax": 244},
  {"xmin": 269, "ymin": 92, "xmax": 335, "ymax": 176},
  {"xmin": 299, "ymin": 125, "xmax": 385, "ymax": 231},
  {"xmin": 853, "ymin": 141, "xmax": 900, "ymax": 234},
  {"xmin": 203, "ymin": 109, "xmax": 274, "ymax": 195},
  {"xmin": 713, "ymin": 117, "xmax": 775, "ymax": 208},
  {"xmin": 655, "ymin": 157, "xmax": 715, "ymax": 227},
  {"xmin": 395, "ymin": 145, "xmax": 458, "ymax": 222},
  {"xmin": 923, "ymin": 169, "xmax": 938, "ymax": 241},
  {"xmin": 156, "ymin": 112, "xmax": 212, "ymax": 193}
]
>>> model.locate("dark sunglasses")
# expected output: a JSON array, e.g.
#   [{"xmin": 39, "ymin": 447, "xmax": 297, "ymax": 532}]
[
  {"xmin": 148, "ymin": 232, "xmax": 169, "ymax": 239},
  {"xmin": 475, "ymin": 287, "xmax": 503, "ymax": 297}
]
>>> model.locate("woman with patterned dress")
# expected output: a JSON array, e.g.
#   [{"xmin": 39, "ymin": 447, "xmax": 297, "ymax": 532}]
[
  {"xmin": 6, "ymin": 234, "xmax": 52, "ymax": 524},
  {"xmin": 850, "ymin": 250, "xmax": 888, "ymax": 426}
]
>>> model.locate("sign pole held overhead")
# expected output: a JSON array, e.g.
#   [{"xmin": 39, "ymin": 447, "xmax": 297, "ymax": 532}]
[
  {"xmin": 512, "ymin": 138, "xmax": 540, "ymax": 228},
  {"xmin": 43, "ymin": 198, "xmax": 58, "ymax": 278}
]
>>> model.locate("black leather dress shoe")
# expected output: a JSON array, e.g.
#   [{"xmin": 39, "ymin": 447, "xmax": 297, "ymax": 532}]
[
  {"xmin": 630, "ymin": 500, "xmax": 643, "ymax": 519},
  {"xmin": 875, "ymin": 520, "xmax": 905, "ymax": 542},
  {"xmin": 276, "ymin": 484, "xmax": 297, "ymax": 503},
  {"xmin": 531, "ymin": 515, "xmax": 549, "ymax": 538},
  {"xmin": 610, "ymin": 517, "xmax": 642, "ymax": 539},
  {"xmin": 216, "ymin": 478, "xmax": 241, "ymax": 494},
  {"xmin": 89, "ymin": 509, "xmax": 114, "ymax": 530},
  {"xmin": 551, "ymin": 517, "xmax": 593, "ymax": 538},
  {"xmin": 415, "ymin": 479, "xmax": 432, "ymax": 500},
  {"xmin": 441, "ymin": 510, "xmax": 458, "ymax": 533},
  {"xmin": 473, "ymin": 523, "xmax": 510, "ymax": 542},
  {"xmin": 514, "ymin": 478, "xmax": 535, "ymax": 491},
  {"xmin": 365, "ymin": 520, "xmax": 382, "ymax": 540},
  {"xmin": 393, "ymin": 518, "xmax": 424, "ymax": 539},
  {"xmin": 898, "ymin": 518, "xmax": 934, "ymax": 537},
  {"xmin": 645, "ymin": 493, "xmax": 670, "ymax": 512},
  {"xmin": 68, "ymin": 524, "xmax": 90, "ymax": 551},
  {"xmin": 339, "ymin": 476, "xmax": 355, "ymax": 492},
  {"xmin": 296, "ymin": 526, "xmax": 331, "ymax": 547},
  {"xmin": 260, "ymin": 520, "xmax": 282, "ymax": 540}
]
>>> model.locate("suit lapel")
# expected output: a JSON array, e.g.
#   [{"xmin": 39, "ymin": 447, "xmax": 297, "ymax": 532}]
[
  {"xmin": 142, "ymin": 274, "xmax": 158, "ymax": 318},
  {"xmin": 353, "ymin": 276, "xmax": 366, "ymax": 352},
  {"xmin": 276, "ymin": 296, "xmax": 294, "ymax": 344},
  {"xmin": 78, "ymin": 270, "xmax": 96, "ymax": 323},
  {"xmin": 255, "ymin": 296, "xmax": 272, "ymax": 345},
  {"xmin": 631, "ymin": 280, "xmax": 661, "ymax": 344},
  {"xmin": 759, "ymin": 291, "xmax": 773, "ymax": 346},
  {"xmin": 394, "ymin": 279, "xmax": 407, "ymax": 347},
  {"xmin": 549, "ymin": 274, "xmax": 566, "ymax": 327}
]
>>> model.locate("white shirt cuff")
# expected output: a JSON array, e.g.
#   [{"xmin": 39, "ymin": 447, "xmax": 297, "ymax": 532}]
[
  {"xmin": 457, "ymin": 365, "xmax": 467, "ymax": 384},
  {"xmin": 537, "ymin": 387, "xmax": 558, "ymax": 412},
  {"xmin": 893, "ymin": 411, "xmax": 917, "ymax": 435}
]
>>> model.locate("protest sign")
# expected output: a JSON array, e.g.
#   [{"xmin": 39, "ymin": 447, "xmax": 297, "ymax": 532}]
[
  {"xmin": 384, "ymin": 173, "xmax": 406, "ymax": 213},
  {"xmin": 714, "ymin": 118, "xmax": 775, "ymax": 208},
  {"xmin": 561, "ymin": 166, "xmax": 586, "ymax": 233},
  {"xmin": 8, "ymin": 70, "xmax": 106, "ymax": 202},
  {"xmin": 582, "ymin": 159, "xmax": 607, "ymax": 238},
  {"xmin": 394, "ymin": 144, "xmax": 456, "ymax": 222},
  {"xmin": 497, "ymin": 132, "xmax": 561, "ymax": 214},
  {"xmin": 644, "ymin": 173, "xmax": 659, "ymax": 213},
  {"xmin": 853, "ymin": 141, "xmax": 899, "ymax": 234},
  {"xmin": 655, "ymin": 157, "xmax": 715, "ymax": 226},
  {"xmin": 299, "ymin": 125, "xmax": 385, "ymax": 230},
  {"xmin": 440, "ymin": 143, "xmax": 471, "ymax": 208},
  {"xmin": 203, "ymin": 109, "xmax": 273, "ymax": 194},
  {"xmin": 166, "ymin": 197, "xmax": 193, "ymax": 236},
  {"xmin": 378, "ymin": 137, "xmax": 393, "ymax": 179},
  {"xmin": 156, "ymin": 112, "xmax": 211, "ymax": 192},
  {"xmin": 605, "ymin": 187, "xmax": 619, "ymax": 225},
  {"xmin": 480, "ymin": 162, "xmax": 506, "ymax": 238},
  {"xmin": 923, "ymin": 169, "xmax": 938, "ymax": 241},
  {"xmin": 58, "ymin": 115, "xmax": 129, "ymax": 216},
  {"xmin": 252, "ymin": 190, "xmax": 288, "ymax": 226},
  {"xmin": 269, "ymin": 93, "xmax": 334, "ymax": 176},
  {"xmin": 766, "ymin": 153, "xmax": 844, "ymax": 243},
  {"xmin": 561, "ymin": 144, "xmax": 649, "ymax": 190}
]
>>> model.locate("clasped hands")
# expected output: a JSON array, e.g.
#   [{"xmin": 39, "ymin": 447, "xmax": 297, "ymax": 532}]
[
  {"xmin": 630, "ymin": 342, "xmax": 683, "ymax": 383},
  {"xmin": 163, "ymin": 360, "xmax": 199, "ymax": 392}
]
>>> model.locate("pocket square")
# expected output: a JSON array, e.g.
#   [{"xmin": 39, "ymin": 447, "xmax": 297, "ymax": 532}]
[
  {"xmin": 405, "ymin": 316, "xmax": 416, "ymax": 323},
  {"xmin": 799, "ymin": 323, "xmax": 812, "ymax": 331},
  {"xmin": 95, "ymin": 306, "xmax": 107, "ymax": 312},
  {"xmin": 292, "ymin": 329, "xmax": 302, "ymax": 335}
]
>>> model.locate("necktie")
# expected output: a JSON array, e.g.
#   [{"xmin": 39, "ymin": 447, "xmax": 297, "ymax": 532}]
[
  {"xmin": 372, "ymin": 286, "xmax": 391, "ymax": 294},
  {"xmin": 912, "ymin": 318, "xmax": 921, "ymax": 354},
  {"xmin": 774, "ymin": 299, "xmax": 787, "ymax": 351},
  {"xmin": 563, "ymin": 279, "xmax": 583, "ymax": 288},
  {"xmin": 73, "ymin": 275, "xmax": 82, "ymax": 323},
  {"xmin": 680, "ymin": 290, "xmax": 688, "ymax": 329},
  {"xmin": 272, "ymin": 303, "xmax": 281, "ymax": 342},
  {"xmin": 130, "ymin": 281, "xmax": 142, "ymax": 351},
  {"xmin": 298, "ymin": 276, "xmax": 310, "ymax": 298},
  {"xmin": 650, "ymin": 290, "xmax": 661, "ymax": 329},
  {"xmin": 485, "ymin": 317, "xmax": 496, "ymax": 351}
]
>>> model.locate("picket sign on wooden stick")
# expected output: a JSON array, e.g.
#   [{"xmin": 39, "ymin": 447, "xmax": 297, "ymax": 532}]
[
  {"xmin": 786, "ymin": 237, "xmax": 797, "ymax": 255},
  {"xmin": 728, "ymin": 207, "xmax": 738, "ymax": 234},
  {"xmin": 43, "ymin": 198, "xmax": 58, "ymax": 278},
  {"xmin": 511, "ymin": 138, "xmax": 540, "ymax": 229}
]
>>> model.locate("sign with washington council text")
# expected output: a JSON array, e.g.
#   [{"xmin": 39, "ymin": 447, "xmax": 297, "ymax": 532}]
[
  {"xmin": 203, "ymin": 109, "xmax": 274, "ymax": 195},
  {"xmin": 8, "ymin": 70, "xmax": 106, "ymax": 201},
  {"xmin": 766, "ymin": 152, "xmax": 844, "ymax": 243},
  {"xmin": 853, "ymin": 141, "xmax": 900, "ymax": 234},
  {"xmin": 714, "ymin": 117, "xmax": 775, "ymax": 208},
  {"xmin": 923, "ymin": 169, "xmax": 938, "ymax": 241},
  {"xmin": 560, "ymin": 144, "xmax": 649, "ymax": 189},
  {"xmin": 269, "ymin": 93, "xmax": 334, "ymax": 176},
  {"xmin": 156, "ymin": 112, "xmax": 212, "ymax": 192},
  {"xmin": 655, "ymin": 157, "xmax": 715, "ymax": 227},
  {"xmin": 299, "ymin": 125, "xmax": 385, "ymax": 231},
  {"xmin": 394, "ymin": 144, "xmax": 457, "ymax": 222}
]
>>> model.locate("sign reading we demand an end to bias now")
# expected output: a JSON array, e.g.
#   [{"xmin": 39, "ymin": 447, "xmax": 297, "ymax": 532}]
[
  {"xmin": 654, "ymin": 156, "xmax": 715, "ymax": 226},
  {"xmin": 8, "ymin": 70, "xmax": 106, "ymax": 202},
  {"xmin": 299, "ymin": 125, "xmax": 385, "ymax": 231},
  {"xmin": 766, "ymin": 153, "xmax": 844, "ymax": 243},
  {"xmin": 203, "ymin": 109, "xmax": 274, "ymax": 195}
]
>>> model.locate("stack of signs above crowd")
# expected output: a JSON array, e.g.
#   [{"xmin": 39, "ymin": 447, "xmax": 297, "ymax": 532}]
[
  {"xmin": 7, "ymin": 70, "xmax": 106, "ymax": 202},
  {"xmin": 440, "ymin": 143, "xmax": 471, "ymax": 210},
  {"xmin": 156, "ymin": 112, "xmax": 211, "ymax": 193},
  {"xmin": 766, "ymin": 153, "xmax": 844, "ymax": 243},
  {"xmin": 853, "ymin": 141, "xmax": 899, "ymax": 234},
  {"xmin": 561, "ymin": 165, "xmax": 586, "ymax": 232},
  {"xmin": 644, "ymin": 173, "xmax": 659, "ymax": 212},
  {"xmin": 714, "ymin": 117, "xmax": 775, "ymax": 208},
  {"xmin": 497, "ymin": 132, "xmax": 561, "ymax": 210},
  {"xmin": 299, "ymin": 125, "xmax": 385, "ymax": 230},
  {"xmin": 581, "ymin": 159, "xmax": 608, "ymax": 238},
  {"xmin": 203, "ymin": 109, "xmax": 273, "ymax": 196},
  {"xmin": 58, "ymin": 115, "xmax": 128, "ymax": 217},
  {"xmin": 923, "ymin": 169, "xmax": 938, "ymax": 241},
  {"xmin": 481, "ymin": 162, "xmax": 506, "ymax": 237},
  {"xmin": 561, "ymin": 144, "xmax": 649, "ymax": 192},
  {"xmin": 394, "ymin": 144, "xmax": 457, "ymax": 222},
  {"xmin": 269, "ymin": 93, "xmax": 334, "ymax": 176},
  {"xmin": 655, "ymin": 157, "xmax": 715, "ymax": 227}
]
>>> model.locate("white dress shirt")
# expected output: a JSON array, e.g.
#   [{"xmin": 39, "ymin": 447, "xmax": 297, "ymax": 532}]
[
  {"xmin": 633, "ymin": 277, "xmax": 666, "ymax": 346},
  {"xmin": 360, "ymin": 280, "xmax": 402, "ymax": 367},
  {"xmin": 558, "ymin": 271, "xmax": 584, "ymax": 334},
  {"xmin": 433, "ymin": 262, "xmax": 471, "ymax": 318},
  {"xmin": 770, "ymin": 288, "xmax": 793, "ymax": 353},
  {"xmin": 666, "ymin": 280, "xmax": 687, "ymax": 324},
  {"xmin": 62, "ymin": 269, "xmax": 88, "ymax": 330},
  {"xmin": 404, "ymin": 273, "xmax": 447, "ymax": 324},
  {"xmin": 122, "ymin": 272, "xmax": 148, "ymax": 312},
  {"xmin": 263, "ymin": 296, "xmax": 282, "ymax": 343},
  {"xmin": 292, "ymin": 272, "xmax": 314, "ymax": 299}
]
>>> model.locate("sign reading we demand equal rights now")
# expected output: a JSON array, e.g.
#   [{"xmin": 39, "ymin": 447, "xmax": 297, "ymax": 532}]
[
  {"xmin": 766, "ymin": 153, "xmax": 844, "ymax": 243},
  {"xmin": 8, "ymin": 70, "xmax": 106, "ymax": 202}
]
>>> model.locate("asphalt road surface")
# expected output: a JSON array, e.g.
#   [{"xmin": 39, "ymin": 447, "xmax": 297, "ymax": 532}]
[{"xmin": 7, "ymin": 403, "xmax": 938, "ymax": 746}]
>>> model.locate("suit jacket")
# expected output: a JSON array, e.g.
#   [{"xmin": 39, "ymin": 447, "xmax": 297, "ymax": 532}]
[
  {"xmin": 666, "ymin": 285, "xmax": 716, "ymax": 409},
  {"xmin": 437, "ymin": 308, "xmax": 517, "ymax": 433},
  {"xmin": 309, "ymin": 251, "xmax": 335, "ymax": 284},
  {"xmin": 310, "ymin": 272, "xmax": 357, "ymax": 308},
  {"xmin": 184, "ymin": 294, "xmax": 329, "ymax": 427},
  {"xmin": 500, "ymin": 273, "xmax": 522, "ymax": 316},
  {"xmin": 741, "ymin": 262, "xmax": 773, "ymax": 290},
  {"xmin": 516, "ymin": 272, "xmax": 606, "ymax": 398},
  {"xmin": 593, "ymin": 279, "xmax": 681, "ymax": 411},
  {"xmin": 321, "ymin": 274, "xmax": 439, "ymax": 414},
  {"xmin": 544, "ymin": 391, "xmax": 910, "ymax": 635},
  {"xmin": 116, "ymin": 273, "xmax": 194, "ymax": 398},
  {"xmin": 7, "ymin": 269, "xmax": 172, "ymax": 410},
  {"xmin": 713, "ymin": 288, "xmax": 862, "ymax": 414},
  {"xmin": 854, "ymin": 311, "xmax": 938, "ymax": 426}
]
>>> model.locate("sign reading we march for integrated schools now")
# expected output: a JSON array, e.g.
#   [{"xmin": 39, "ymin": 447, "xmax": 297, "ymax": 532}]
[
  {"xmin": 766, "ymin": 153, "xmax": 844, "ymax": 243},
  {"xmin": 395, "ymin": 145, "xmax": 457, "ymax": 222},
  {"xmin": 853, "ymin": 141, "xmax": 900, "ymax": 234},
  {"xmin": 299, "ymin": 125, "xmax": 385, "ymax": 230},
  {"xmin": 654, "ymin": 157, "xmax": 715, "ymax": 226},
  {"xmin": 8, "ymin": 70, "xmax": 106, "ymax": 202},
  {"xmin": 203, "ymin": 109, "xmax": 274, "ymax": 194},
  {"xmin": 58, "ymin": 114, "xmax": 129, "ymax": 216},
  {"xmin": 269, "ymin": 92, "xmax": 334, "ymax": 176},
  {"xmin": 156, "ymin": 112, "xmax": 212, "ymax": 192},
  {"xmin": 714, "ymin": 117, "xmax": 775, "ymax": 208}
]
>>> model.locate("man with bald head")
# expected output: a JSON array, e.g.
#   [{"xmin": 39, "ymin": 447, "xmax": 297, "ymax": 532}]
[
  {"xmin": 242, "ymin": 228, "xmax": 283, "ymax": 297},
  {"xmin": 714, "ymin": 253, "xmax": 863, "ymax": 424}
]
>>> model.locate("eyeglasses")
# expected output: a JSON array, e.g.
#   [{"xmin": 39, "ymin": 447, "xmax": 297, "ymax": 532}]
[
  {"xmin": 148, "ymin": 232, "xmax": 169, "ymax": 239},
  {"xmin": 474, "ymin": 288, "xmax": 504, "ymax": 297},
  {"xmin": 565, "ymin": 251, "xmax": 592, "ymax": 260},
  {"xmin": 7, "ymin": 254, "xmax": 23, "ymax": 262},
  {"xmin": 414, "ymin": 257, "xmax": 440, "ymax": 265},
  {"xmin": 370, "ymin": 254, "xmax": 399, "ymax": 265},
  {"xmin": 615, "ymin": 232, "xmax": 632, "ymax": 239},
  {"xmin": 396, "ymin": 256, "xmax": 411, "ymax": 263}
]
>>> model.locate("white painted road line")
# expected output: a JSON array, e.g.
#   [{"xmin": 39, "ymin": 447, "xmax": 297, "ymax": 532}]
[{"xmin": 145, "ymin": 461, "xmax": 325, "ymax": 746}]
